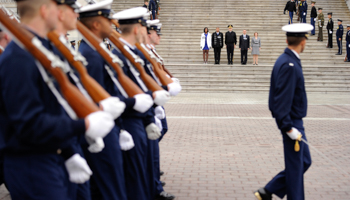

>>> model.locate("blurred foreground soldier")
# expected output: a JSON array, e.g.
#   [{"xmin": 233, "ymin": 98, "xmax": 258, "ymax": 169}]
[
  {"xmin": 0, "ymin": 0, "xmax": 114, "ymax": 199},
  {"xmin": 284, "ymin": 0, "xmax": 296, "ymax": 24},
  {"xmin": 254, "ymin": 23, "xmax": 313, "ymax": 200},
  {"xmin": 239, "ymin": 29, "xmax": 250, "ymax": 65},
  {"xmin": 310, "ymin": 1, "xmax": 317, "ymax": 35},
  {"xmin": 225, "ymin": 25, "xmax": 237, "ymax": 65},
  {"xmin": 317, "ymin": 8, "xmax": 324, "ymax": 41},
  {"xmin": 70, "ymin": 40, "xmax": 76, "ymax": 50},
  {"xmin": 335, "ymin": 19, "xmax": 343, "ymax": 55},
  {"xmin": 299, "ymin": 0, "xmax": 307, "ymax": 23},
  {"xmin": 212, "ymin": 27, "xmax": 223, "ymax": 64},
  {"xmin": 326, "ymin": 12, "xmax": 333, "ymax": 48},
  {"xmin": 346, "ymin": 25, "xmax": 350, "ymax": 62}
]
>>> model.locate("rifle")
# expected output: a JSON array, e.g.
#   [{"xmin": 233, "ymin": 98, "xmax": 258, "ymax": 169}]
[
  {"xmin": 0, "ymin": 46, "xmax": 3, "ymax": 55},
  {"xmin": 76, "ymin": 21, "xmax": 143, "ymax": 97},
  {"xmin": 150, "ymin": 48, "xmax": 174, "ymax": 78},
  {"xmin": 0, "ymin": 10, "xmax": 99, "ymax": 118},
  {"xmin": 47, "ymin": 31, "xmax": 111, "ymax": 103}
]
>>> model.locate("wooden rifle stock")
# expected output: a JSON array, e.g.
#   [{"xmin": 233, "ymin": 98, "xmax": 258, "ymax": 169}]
[
  {"xmin": 47, "ymin": 31, "xmax": 111, "ymax": 103},
  {"xmin": 150, "ymin": 48, "xmax": 174, "ymax": 78},
  {"xmin": 76, "ymin": 21, "xmax": 143, "ymax": 97},
  {"xmin": 0, "ymin": 10, "xmax": 99, "ymax": 118},
  {"xmin": 0, "ymin": 47, "xmax": 3, "ymax": 55},
  {"xmin": 108, "ymin": 32, "xmax": 164, "ymax": 92}
]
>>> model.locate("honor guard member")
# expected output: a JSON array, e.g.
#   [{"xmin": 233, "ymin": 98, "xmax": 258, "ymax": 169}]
[
  {"xmin": 212, "ymin": 27, "xmax": 223, "ymax": 64},
  {"xmin": 70, "ymin": 40, "xmax": 76, "ymax": 50},
  {"xmin": 310, "ymin": 1, "xmax": 317, "ymax": 35},
  {"xmin": 254, "ymin": 23, "xmax": 313, "ymax": 200},
  {"xmin": 0, "ymin": 0, "xmax": 114, "ymax": 199},
  {"xmin": 346, "ymin": 25, "xmax": 350, "ymax": 62},
  {"xmin": 225, "ymin": 25, "xmax": 237, "ymax": 65},
  {"xmin": 114, "ymin": 7, "xmax": 170, "ymax": 200},
  {"xmin": 299, "ymin": 0, "xmax": 307, "ymax": 23},
  {"xmin": 284, "ymin": 0, "xmax": 296, "ymax": 24},
  {"xmin": 317, "ymin": 8, "xmax": 324, "ymax": 41},
  {"xmin": 78, "ymin": 1, "xmax": 151, "ymax": 199},
  {"xmin": 336, "ymin": 19, "xmax": 344, "ymax": 55},
  {"xmin": 239, "ymin": 29, "xmax": 250, "ymax": 65},
  {"xmin": 326, "ymin": 12, "xmax": 333, "ymax": 48}
]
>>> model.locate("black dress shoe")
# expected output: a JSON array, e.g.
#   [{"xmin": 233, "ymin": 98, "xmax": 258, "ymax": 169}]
[
  {"xmin": 254, "ymin": 188, "xmax": 272, "ymax": 200},
  {"xmin": 155, "ymin": 191, "xmax": 175, "ymax": 200},
  {"xmin": 160, "ymin": 171, "xmax": 164, "ymax": 176},
  {"xmin": 161, "ymin": 181, "xmax": 166, "ymax": 186},
  {"xmin": 335, "ymin": 53, "xmax": 342, "ymax": 55},
  {"xmin": 345, "ymin": 60, "xmax": 350, "ymax": 62}
]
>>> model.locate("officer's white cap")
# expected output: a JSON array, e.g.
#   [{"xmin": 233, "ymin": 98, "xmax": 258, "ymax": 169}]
[
  {"xmin": 147, "ymin": 19, "xmax": 160, "ymax": 27},
  {"xmin": 113, "ymin": 7, "xmax": 148, "ymax": 25},
  {"xmin": 77, "ymin": 0, "xmax": 115, "ymax": 19},
  {"xmin": 282, "ymin": 23, "xmax": 313, "ymax": 37}
]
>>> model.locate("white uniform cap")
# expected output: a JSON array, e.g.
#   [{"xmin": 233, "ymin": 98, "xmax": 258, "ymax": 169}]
[
  {"xmin": 77, "ymin": 0, "xmax": 115, "ymax": 19},
  {"xmin": 282, "ymin": 23, "xmax": 314, "ymax": 37},
  {"xmin": 113, "ymin": 7, "xmax": 148, "ymax": 25}
]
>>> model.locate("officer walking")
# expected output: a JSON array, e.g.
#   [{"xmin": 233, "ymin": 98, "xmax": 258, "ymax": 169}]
[
  {"xmin": 299, "ymin": 0, "xmax": 307, "ymax": 23},
  {"xmin": 254, "ymin": 23, "xmax": 313, "ymax": 200},
  {"xmin": 346, "ymin": 25, "xmax": 350, "ymax": 62},
  {"xmin": 317, "ymin": 8, "xmax": 324, "ymax": 41},
  {"xmin": 336, "ymin": 19, "xmax": 344, "ymax": 55},
  {"xmin": 310, "ymin": 1, "xmax": 317, "ymax": 35},
  {"xmin": 284, "ymin": 0, "xmax": 296, "ymax": 24},
  {"xmin": 212, "ymin": 27, "xmax": 223, "ymax": 64},
  {"xmin": 326, "ymin": 12, "xmax": 333, "ymax": 48},
  {"xmin": 225, "ymin": 25, "xmax": 237, "ymax": 65}
]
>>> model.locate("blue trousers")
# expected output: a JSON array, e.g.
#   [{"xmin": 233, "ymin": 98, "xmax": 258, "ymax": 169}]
[
  {"xmin": 265, "ymin": 119, "xmax": 312, "ymax": 200},
  {"xmin": 289, "ymin": 12, "xmax": 293, "ymax": 24},
  {"xmin": 337, "ymin": 38, "xmax": 342, "ymax": 54},
  {"xmin": 347, "ymin": 42, "xmax": 350, "ymax": 61},
  {"xmin": 151, "ymin": 10, "xmax": 156, "ymax": 20},
  {"xmin": 82, "ymin": 126, "xmax": 127, "ymax": 200},
  {"xmin": 122, "ymin": 117, "xmax": 149, "ymax": 200},
  {"xmin": 311, "ymin": 18, "xmax": 315, "ymax": 34},
  {"xmin": 301, "ymin": 12, "xmax": 306, "ymax": 23},
  {"xmin": 4, "ymin": 153, "xmax": 74, "ymax": 200}
]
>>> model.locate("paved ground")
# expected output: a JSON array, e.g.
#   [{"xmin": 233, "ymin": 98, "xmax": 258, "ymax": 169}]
[{"xmin": 0, "ymin": 92, "xmax": 349, "ymax": 200}]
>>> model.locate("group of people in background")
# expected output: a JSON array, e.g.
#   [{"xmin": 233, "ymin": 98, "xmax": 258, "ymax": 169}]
[
  {"xmin": 284, "ymin": 0, "xmax": 350, "ymax": 61},
  {"xmin": 143, "ymin": 0, "xmax": 160, "ymax": 20},
  {"xmin": 200, "ymin": 26, "xmax": 261, "ymax": 65}
]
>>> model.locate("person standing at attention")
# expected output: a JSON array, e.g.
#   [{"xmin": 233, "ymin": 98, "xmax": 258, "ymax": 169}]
[
  {"xmin": 317, "ymin": 8, "xmax": 324, "ymax": 41},
  {"xmin": 326, "ymin": 12, "xmax": 333, "ymax": 48},
  {"xmin": 310, "ymin": 1, "xmax": 317, "ymax": 35},
  {"xmin": 251, "ymin": 32, "xmax": 261, "ymax": 65},
  {"xmin": 284, "ymin": 0, "xmax": 296, "ymax": 24},
  {"xmin": 225, "ymin": 25, "xmax": 237, "ymax": 65},
  {"xmin": 211, "ymin": 27, "xmax": 223, "ymax": 65},
  {"xmin": 239, "ymin": 29, "xmax": 250, "ymax": 65},
  {"xmin": 201, "ymin": 27, "xmax": 211, "ymax": 64}
]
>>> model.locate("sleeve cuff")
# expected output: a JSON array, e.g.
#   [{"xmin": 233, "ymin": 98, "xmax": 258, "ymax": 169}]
[
  {"xmin": 71, "ymin": 119, "xmax": 86, "ymax": 135},
  {"xmin": 123, "ymin": 98, "xmax": 136, "ymax": 109}
]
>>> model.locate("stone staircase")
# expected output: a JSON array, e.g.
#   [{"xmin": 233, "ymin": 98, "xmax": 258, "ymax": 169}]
[{"xmin": 113, "ymin": 0, "xmax": 350, "ymax": 93}]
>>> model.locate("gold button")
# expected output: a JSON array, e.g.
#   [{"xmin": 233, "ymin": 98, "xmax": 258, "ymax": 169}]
[
  {"xmin": 98, "ymin": 11, "xmax": 102, "ymax": 15},
  {"xmin": 57, "ymin": 149, "xmax": 62, "ymax": 154}
]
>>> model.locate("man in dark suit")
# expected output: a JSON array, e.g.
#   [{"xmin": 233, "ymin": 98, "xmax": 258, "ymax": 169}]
[
  {"xmin": 239, "ymin": 30, "xmax": 250, "ymax": 65},
  {"xmin": 310, "ymin": 1, "xmax": 317, "ymax": 35},
  {"xmin": 326, "ymin": 12, "xmax": 333, "ymax": 48},
  {"xmin": 225, "ymin": 25, "xmax": 237, "ymax": 65},
  {"xmin": 212, "ymin": 27, "xmax": 223, "ymax": 64},
  {"xmin": 336, "ymin": 19, "xmax": 343, "ymax": 55}
]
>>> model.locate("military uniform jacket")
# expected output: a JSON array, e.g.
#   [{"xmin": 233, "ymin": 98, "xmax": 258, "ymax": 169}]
[
  {"xmin": 211, "ymin": 32, "xmax": 223, "ymax": 48},
  {"xmin": 310, "ymin": 6, "xmax": 317, "ymax": 18},
  {"xmin": 327, "ymin": 18, "xmax": 333, "ymax": 31},
  {"xmin": 346, "ymin": 30, "xmax": 350, "ymax": 43},
  {"xmin": 268, "ymin": 48, "xmax": 307, "ymax": 133},
  {"xmin": 225, "ymin": 31, "xmax": 237, "ymax": 45},
  {"xmin": 318, "ymin": 13, "xmax": 324, "ymax": 26},
  {"xmin": 300, "ymin": 1, "xmax": 307, "ymax": 15},
  {"xmin": 336, "ymin": 24, "xmax": 343, "ymax": 39},
  {"xmin": 239, "ymin": 35, "xmax": 250, "ymax": 50},
  {"xmin": 0, "ymin": 36, "xmax": 85, "ymax": 154},
  {"xmin": 284, "ymin": 1, "xmax": 296, "ymax": 12}
]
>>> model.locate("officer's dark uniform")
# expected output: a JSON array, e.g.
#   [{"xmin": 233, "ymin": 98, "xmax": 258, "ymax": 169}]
[
  {"xmin": 346, "ymin": 27, "xmax": 350, "ymax": 61},
  {"xmin": 212, "ymin": 31, "xmax": 223, "ymax": 64},
  {"xmin": 336, "ymin": 20, "xmax": 343, "ymax": 55},
  {"xmin": 326, "ymin": 13, "xmax": 333, "ymax": 48},
  {"xmin": 310, "ymin": 2, "xmax": 317, "ymax": 35},
  {"xmin": 239, "ymin": 34, "xmax": 250, "ymax": 64},
  {"xmin": 284, "ymin": 1, "xmax": 296, "ymax": 24},
  {"xmin": 225, "ymin": 26, "xmax": 237, "ymax": 65},
  {"xmin": 149, "ymin": 0, "xmax": 157, "ymax": 20},
  {"xmin": 299, "ymin": 0, "xmax": 307, "ymax": 23}
]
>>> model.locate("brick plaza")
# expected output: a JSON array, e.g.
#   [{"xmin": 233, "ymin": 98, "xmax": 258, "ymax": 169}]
[{"xmin": 0, "ymin": 92, "xmax": 349, "ymax": 200}]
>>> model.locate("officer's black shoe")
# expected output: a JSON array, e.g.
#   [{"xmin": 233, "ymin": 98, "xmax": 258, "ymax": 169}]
[
  {"xmin": 335, "ymin": 53, "xmax": 341, "ymax": 55},
  {"xmin": 155, "ymin": 191, "xmax": 175, "ymax": 200},
  {"xmin": 254, "ymin": 188, "xmax": 272, "ymax": 200},
  {"xmin": 344, "ymin": 60, "xmax": 350, "ymax": 62},
  {"xmin": 160, "ymin": 171, "xmax": 164, "ymax": 176},
  {"xmin": 161, "ymin": 181, "xmax": 166, "ymax": 186}
]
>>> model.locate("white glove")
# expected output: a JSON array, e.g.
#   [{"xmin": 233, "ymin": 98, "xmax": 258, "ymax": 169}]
[
  {"xmin": 149, "ymin": 11, "xmax": 152, "ymax": 14},
  {"xmin": 320, "ymin": 25, "xmax": 322, "ymax": 28},
  {"xmin": 286, "ymin": 127, "xmax": 302, "ymax": 140},
  {"xmin": 153, "ymin": 90, "xmax": 171, "ymax": 106},
  {"xmin": 133, "ymin": 94, "xmax": 154, "ymax": 113},
  {"xmin": 348, "ymin": 44, "xmax": 350, "ymax": 48},
  {"xmin": 314, "ymin": 18, "xmax": 316, "ymax": 22},
  {"xmin": 119, "ymin": 130, "xmax": 135, "ymax": 151},
  {"xmin": 145, "ymin": 123, "xmax": 161, "ymax": 140},
  {"xmin": 99, "ymin": 97, "xmax": 126, "ymax": 119},
  {"xmin": 329, "ymin": 31, "xmax": 332, "ymax": 34},
  {"xmin": 171, "ymin": 77, "xmax": 180, "ymax": 84},
  {"xmin": 85, "ymin": 111, "xmax": 114, "ymax": 153},
  {"xmin": 167, "ymin": 82, "xmax": 182, "ymax": 96},
  {"xmin": 155, "ymin": 106, "xmax": 165, "ymax": 119},
  {"xmin": 154, "ymin": 116, "xmax": 163, "ymax": 130},
  {"xmin": 303, "ymin": 13, "xmax": 306, "ymax": 16},
  {"xmin": 65, "ymin": 154, "xmax": 93, "ymax": 184}
]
